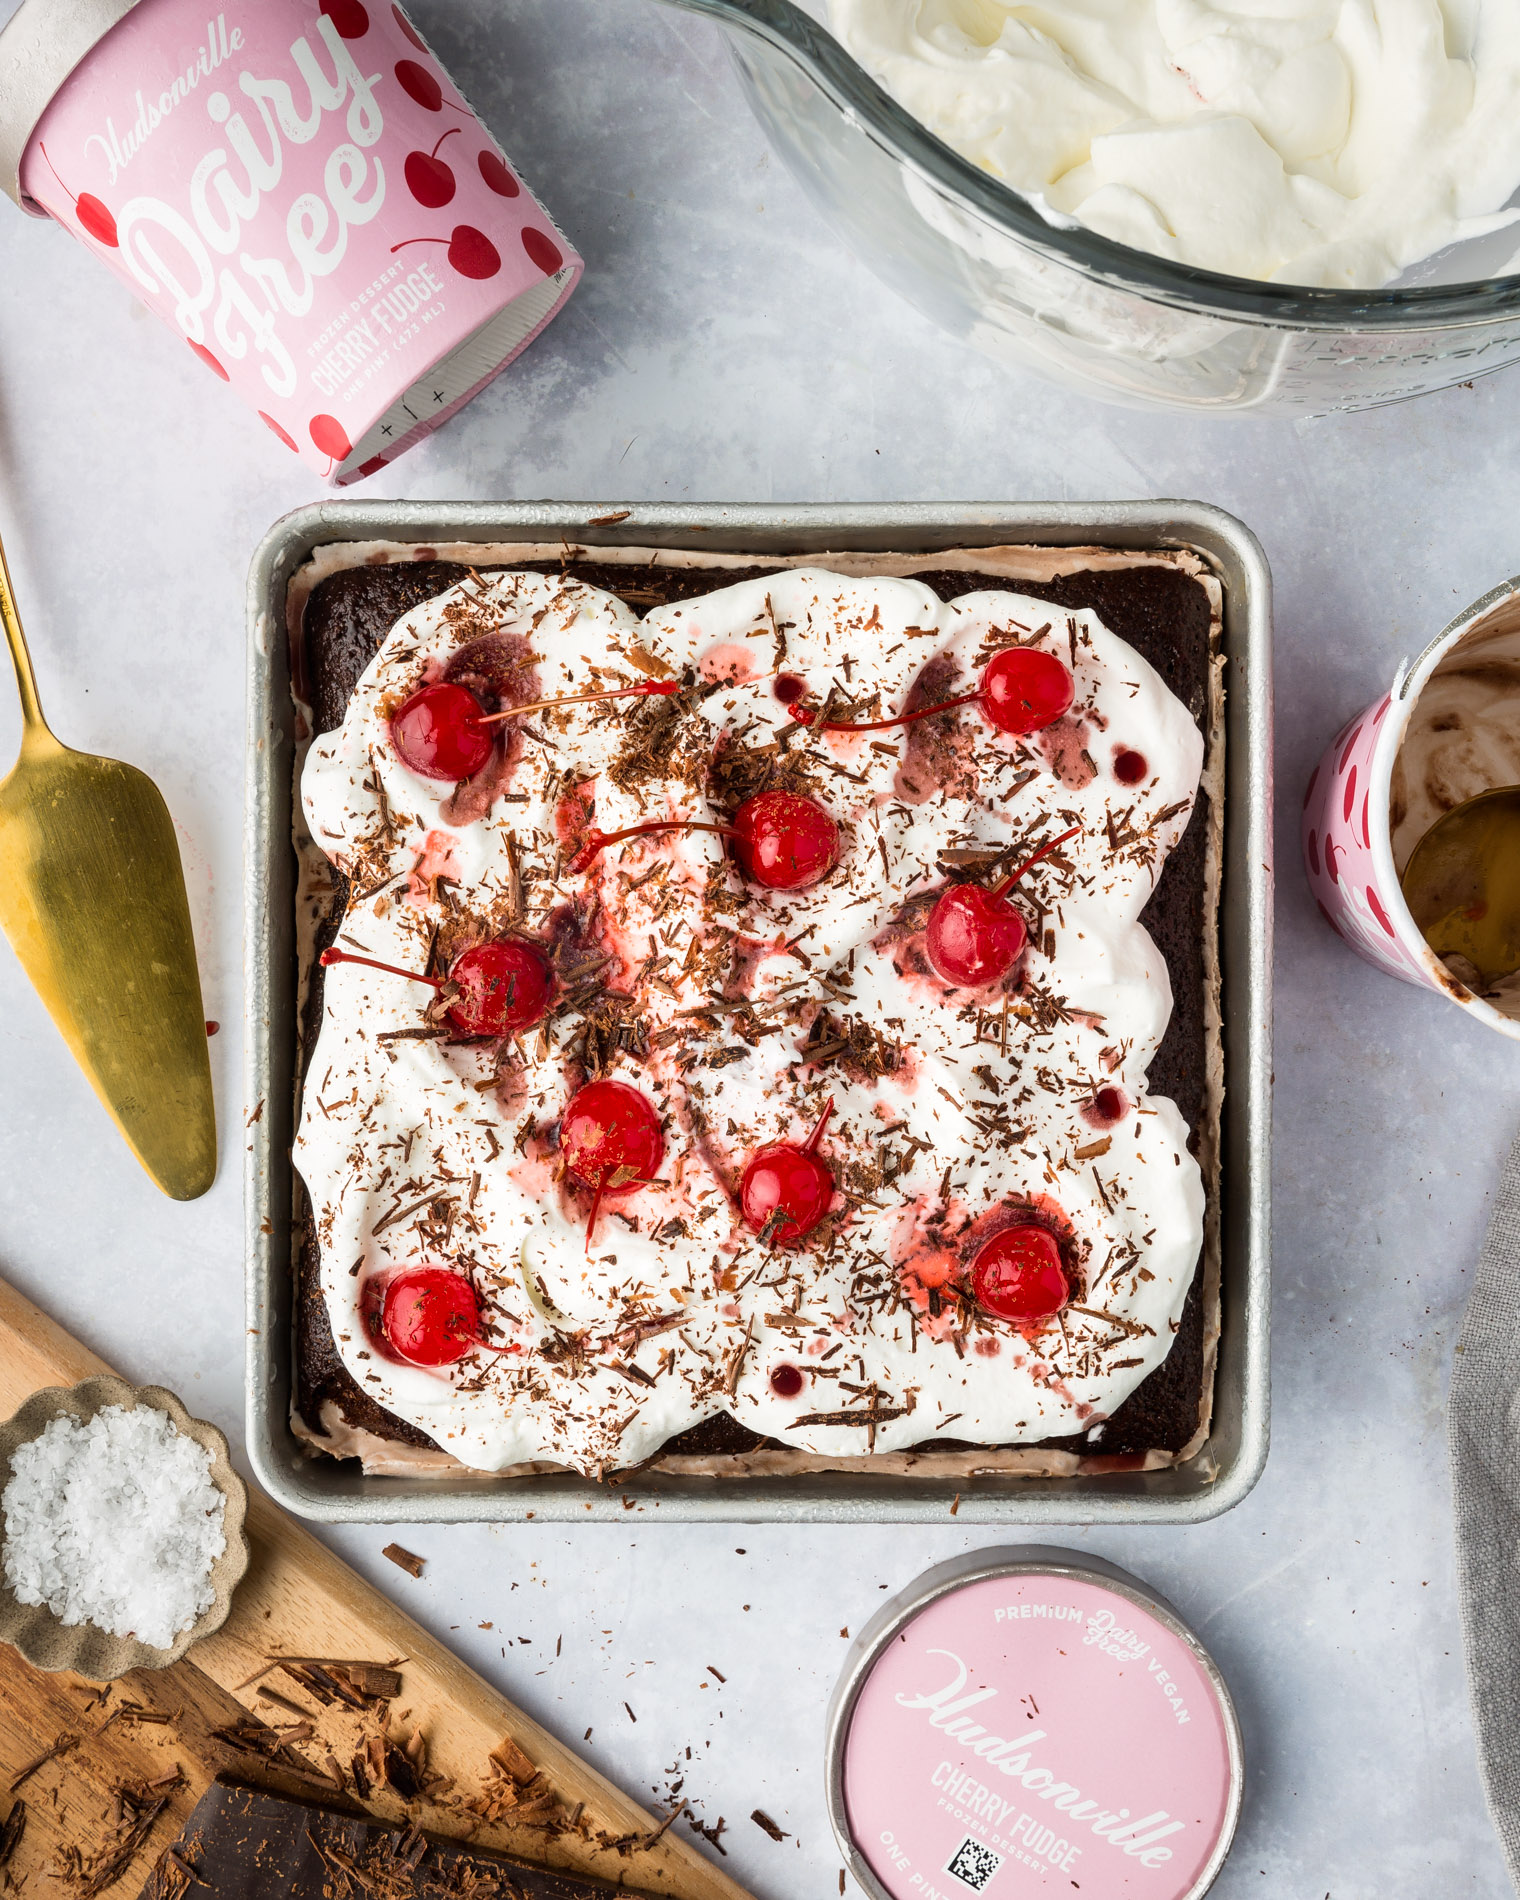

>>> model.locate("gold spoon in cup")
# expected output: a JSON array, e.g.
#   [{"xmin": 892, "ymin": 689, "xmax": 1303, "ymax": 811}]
[
  {"xmin": 0, "ymin": 524, "xmax": 215, "ymax": 1198},
  {"xmin": 1400, "ymin": 784, "xmax": 1520, "ymax": 994}
]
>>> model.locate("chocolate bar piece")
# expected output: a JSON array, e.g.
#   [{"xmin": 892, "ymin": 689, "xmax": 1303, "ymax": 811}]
[{"xmin": 138, "ymin": 1782, "xmax": 657, "ymax": 1900}]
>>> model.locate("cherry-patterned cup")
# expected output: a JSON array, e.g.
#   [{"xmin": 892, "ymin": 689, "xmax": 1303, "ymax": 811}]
[
  {"xmin": 1302, "ymin": 574, "xmax": 1520, "ymax": 1041},
  {"xmin": 0, "ymin": 0, "xmax": 581, "ymax": 483}
]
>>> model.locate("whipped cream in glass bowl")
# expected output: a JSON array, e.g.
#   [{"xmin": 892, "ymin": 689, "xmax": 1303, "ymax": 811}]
[
  {"xmin": 831, "ymin": 0, "xmax": 1520, "ymax": 290},
  {"xmin": 657, "ymin": 0, "xmax": 1520, "ymax": 413}
]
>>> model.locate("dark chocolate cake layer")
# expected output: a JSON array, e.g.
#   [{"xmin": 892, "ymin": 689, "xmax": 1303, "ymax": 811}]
[{"xmin": 294, "ymin": 554, "xmax": 1216, "ymax": 1467}]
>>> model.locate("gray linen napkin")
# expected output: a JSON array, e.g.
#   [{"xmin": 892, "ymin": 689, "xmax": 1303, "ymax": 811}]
[{"xmin": 1451, "ymin": 1127, "xmax": 1520, "ymax": 1887}]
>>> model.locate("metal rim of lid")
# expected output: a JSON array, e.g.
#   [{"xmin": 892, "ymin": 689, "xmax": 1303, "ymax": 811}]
[
  {"xmin": 0, "ymin": 0, "xmax": 143, "ymax": 213},
  {"xmin": 824, "ymin": 1545, "xmax": 1246, "ymax": 1900}
]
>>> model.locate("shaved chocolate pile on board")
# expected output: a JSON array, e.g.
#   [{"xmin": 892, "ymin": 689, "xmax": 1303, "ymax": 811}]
[
  {"xmin": 136, "ymin": 1781, "xmax": 659, "ymax": 1900},
  {"xmin": 293, "ymin": 553, "xmax": 1217, "ymax": 1468}
]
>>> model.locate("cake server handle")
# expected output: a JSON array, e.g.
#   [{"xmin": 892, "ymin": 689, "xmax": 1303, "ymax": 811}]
[{"xmin": 0, "ymin": 525, "xmax": 50, "ymax": 742}]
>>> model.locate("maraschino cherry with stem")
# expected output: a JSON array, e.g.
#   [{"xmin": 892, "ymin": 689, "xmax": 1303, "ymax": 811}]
[
  {"xmin": 374, "ymin": 1266, "xmax": 519, "ymax": 1367},
  {"xmin": 390, "ymin": 677, "xmax": 679, "ymax": 783},
  {"xmin": 569, "ymin": 789, "xmax": 839, "ymax": 892},
  {"xmin": 796, "ymin": 646, "xmax": 1074, "ymax": 741},
  {"xmin": 969, "ymin": 1225, "xmax": 1070, "ymax": 1326},
  {"xmin": 740, "ymin": 1097, "xmax": 835, "ymax": 1247},
  {"xmin": 925, "ymin": 825, "xmax": 1080, "ymax": 989},
  {"xmin": 560, "ymin": 1079, "xmax": 666, "ymax": 1252},
  {"xmin": 730, "ymin": 789, "xmax": 839, "ymax": 890},
  {"xmin": 320, "ymin": 938, "xmax": 553, "ymax": 1036}
]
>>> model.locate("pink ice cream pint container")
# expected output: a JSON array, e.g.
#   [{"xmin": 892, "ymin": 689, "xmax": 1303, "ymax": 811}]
[
  {"xmin": 1303, "ymin": 572, "xmax": 1520, "ymax": 1041},
  {"xmin": 827, "ymin": 1549, "xmax": 1243, "ymax": 1900},
  {"xmin": 0, "ymin": 0, "xmax": 581, "ymax": 483}
]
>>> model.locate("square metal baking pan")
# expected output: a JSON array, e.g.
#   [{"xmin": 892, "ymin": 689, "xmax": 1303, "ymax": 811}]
[{"xmin": 245, "ymin": 501, "xmax": 1271, "ymax": 1524}]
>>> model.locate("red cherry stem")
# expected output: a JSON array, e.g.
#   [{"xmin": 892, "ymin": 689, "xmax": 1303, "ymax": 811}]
[
  {"xmin": 320, "ymin": 945, "xmax": 442, "ymax": 990},
  {"xmin": 571, "ymin": 818, "xmax": 734, "ymax": 875},
  {"xmin": 477, "ymin": 680, "xmax": 680, "ymax": 726},
  {"xmin": 585, "ymin": 1171, "xmax": 607, "ymax": 1255},
  {"xmin": 429, "ymin": 127, "xmax": 461, "ymax": 160},
  {"xmin": 991, "ymin": 826, "xmax": 1081, "ymax": 898},
  {"xmin": 801, "ymin": 1096, "xmax": 835, "ymax": 1155},
  {"xmin": 794, "ymin": 690, "xmax": 980, "ymax": 734}
]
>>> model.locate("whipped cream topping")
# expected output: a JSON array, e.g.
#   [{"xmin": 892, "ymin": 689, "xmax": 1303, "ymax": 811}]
[
  {"xmin": 294, "ymin": 567, "xmax": 1206, "ymax": 1476},
  {"xmin": 830, "ymin": 0, "xmax": 1520, "ymax": 288}
]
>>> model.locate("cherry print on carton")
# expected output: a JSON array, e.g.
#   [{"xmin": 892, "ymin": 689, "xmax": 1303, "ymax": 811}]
[
  {"xmin": 405, "ymin": 127, "xmax": 461, "ymax": 208},
  {"xmin": 36, "ymin": 143, "xmax": 117, "ymax": 246},
  {"xmin": 392, "ymin": 224, "xmax": 502, "ymax": 280},
  {"xmin": 320, "ymin": 0, "xmax": 370, "ymax": 40},
  {"xmin": 14, "ymin": 0, "xmax": 580, "ymax": 483}
]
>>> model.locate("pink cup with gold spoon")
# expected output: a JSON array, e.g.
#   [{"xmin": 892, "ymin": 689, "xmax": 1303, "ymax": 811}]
[{"xmin": 1302, "ymin": 573, "xmax": 1520, "ymax": 1041}]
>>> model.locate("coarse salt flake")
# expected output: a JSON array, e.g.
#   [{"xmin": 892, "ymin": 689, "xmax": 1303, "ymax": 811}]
[{"xmin": 2, "ymin": 1404, "xmax": 226, "ymax": 1650}]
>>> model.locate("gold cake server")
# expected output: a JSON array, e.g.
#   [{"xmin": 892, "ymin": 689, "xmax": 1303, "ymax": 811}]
[{"xmin": 0, "ymin": 524, "xmax": 215, "ymax": 1199}]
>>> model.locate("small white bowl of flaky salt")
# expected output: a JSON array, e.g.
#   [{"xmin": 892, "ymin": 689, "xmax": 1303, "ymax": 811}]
[{"xmin": 0, "ymin": 1378, "xmax": 248, "ymax": 1680}]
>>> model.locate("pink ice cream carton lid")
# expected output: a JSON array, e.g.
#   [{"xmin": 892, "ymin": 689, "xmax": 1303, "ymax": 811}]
[{"xmin": 827, "ymin": 1548, "xmax": 1243, "ymax": 1900}]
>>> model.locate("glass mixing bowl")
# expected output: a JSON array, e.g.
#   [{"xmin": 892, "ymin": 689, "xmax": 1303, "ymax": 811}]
[{"xmin": 659, "ymin": 0, "xmax": 1520, "ymax": 415}]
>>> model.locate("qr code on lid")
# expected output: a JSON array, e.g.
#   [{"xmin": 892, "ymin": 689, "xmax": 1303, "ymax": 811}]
[{"xmin": 945, "ymin": 1837, "xmax": 1002, "ymax": 1892}]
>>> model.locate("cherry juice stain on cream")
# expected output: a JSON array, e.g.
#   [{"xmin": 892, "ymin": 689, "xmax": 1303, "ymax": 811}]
[{"xmin": 828, "ymin": 1549, "xmax": 1242, "ymax": 1899}]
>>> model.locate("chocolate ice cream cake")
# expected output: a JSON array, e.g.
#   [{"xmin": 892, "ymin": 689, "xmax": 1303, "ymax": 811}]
[{"xmin": 287, "ymin": 542, "xmax": 1223, "ymax": 1481}]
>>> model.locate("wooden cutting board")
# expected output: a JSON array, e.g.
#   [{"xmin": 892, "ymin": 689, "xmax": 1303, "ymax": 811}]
[{"xmin": 0, "ymin": 1275, "xmax": 753, "ymax": 1900}]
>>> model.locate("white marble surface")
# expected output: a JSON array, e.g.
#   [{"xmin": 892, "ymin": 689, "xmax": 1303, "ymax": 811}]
[{"xmin": 1, "ymin": 1, "xmax": 1517, "ymax": 1894}]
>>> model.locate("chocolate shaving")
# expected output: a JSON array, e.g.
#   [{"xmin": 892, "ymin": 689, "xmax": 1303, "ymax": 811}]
[
  {"xmin": 99, "ymin": 1704, "xmax": 173, "ymax": 1731},
  {"xmin": 256, "ymin": 1687, "xmax": 313, "ymax": 1720},
  {"xmin": 640, "ymin": 1800, "xmax": 686, "ymax": 1847},
  {"xmin": 382, "ymin": 1544, "xmax": 425, "ymax": 1578},
  {"xmin": 0, "ymin": 1801, "xmax": 27, "ymax": 1873},
  {"xmin": 750, "ymin": 1810, "xmax": 790, "ymax": 1842},
  {"xmin": 210, "ymin": 1718, "xmax": 324, "ymax": 1779},
  {"xmin": 1069, "ymin": 1303, "xmax": 1153, "ymax": 1338},
  {"xmin": 382, "ymin": 1743, "xmax": 419, "ymax": 1801},
  {"xmin": 281, "ymin": 1659, "xmax": 403, "ymax": 1701},
  {"xmin": 686, "ymin": 1815, "xmax": 728, "ymax": 1857},
  {"xmin": 372, "ymin": 1194, "xmax": 453, "ymax": 1237},
  {"xmin": 9, "ymin": 1734, "xmax": 79, "ymax": 1791},
  {"xmin": 53, "ymin": 1782, "xmax": 171, "ymax": 1898},
  {"xmin": 722, "ymin": 1317, "xmax": 755, "ymax": 1395},
  {"xmin": 488, "ymin": 1738, "xmax": 539, "ymax": 1786},
  {"xmin": 792, "ymin": 1406, "xmax": 912, "ymax": 1428}
]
